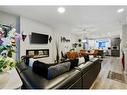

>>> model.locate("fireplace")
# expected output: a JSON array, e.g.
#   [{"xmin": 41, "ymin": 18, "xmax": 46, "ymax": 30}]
[{"xmin": 26, "ymin": 49, "xmax": 49, "ymax": 59}]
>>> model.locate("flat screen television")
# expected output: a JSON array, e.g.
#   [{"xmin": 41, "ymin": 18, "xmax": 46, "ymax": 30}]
[{"xmin": 31, "ymin": 32, "xmax": 48, "ymax": 44}]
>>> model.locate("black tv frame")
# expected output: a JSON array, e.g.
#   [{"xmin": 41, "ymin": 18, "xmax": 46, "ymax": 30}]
[{"xmin": 31, "ymin": 32, "xmax": 49, "ymax": 44}]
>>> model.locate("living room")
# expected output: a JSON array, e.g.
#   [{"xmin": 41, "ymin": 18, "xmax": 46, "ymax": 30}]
[{"xmin": 0, "ymin": 5, "xmax": 127, "ymax": 90}]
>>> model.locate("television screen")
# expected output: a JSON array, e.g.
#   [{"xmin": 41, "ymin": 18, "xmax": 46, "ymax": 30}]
[{"xmin": 31, "ymin": 32, "xmax": 48, "ymax": 44}]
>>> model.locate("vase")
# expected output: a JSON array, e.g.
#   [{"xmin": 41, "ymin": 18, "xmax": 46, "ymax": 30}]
[{"xmin": 0, "ymin": 71, "xmax": 9, "ymax": 89}]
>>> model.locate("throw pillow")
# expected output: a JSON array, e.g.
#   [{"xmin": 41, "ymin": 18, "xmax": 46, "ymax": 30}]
[
  {"xmin": 29, "ymin": 58, "xmax": 37, "ymax": 68},
  {"xmin": 47, "ymin": 62, "xmax": 71, "ymax": 80}
]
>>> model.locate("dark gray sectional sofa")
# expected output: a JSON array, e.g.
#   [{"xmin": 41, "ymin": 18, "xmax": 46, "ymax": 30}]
[{"xmin": 16, "ymin": 58, "xmax": 101, "ymax": 89}]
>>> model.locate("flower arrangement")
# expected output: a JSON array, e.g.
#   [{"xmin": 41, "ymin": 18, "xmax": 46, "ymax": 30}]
[{"xmin": 0, "ymin": 24, "xmax": 21, "ymax": 72}]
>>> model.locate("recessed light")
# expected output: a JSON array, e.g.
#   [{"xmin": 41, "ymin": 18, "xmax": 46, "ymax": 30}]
[
  {"xmin": 117, "ymin": 8, "xmax": 124, "ymax": 13},
  {"xmin": 57, "ymin": 7, "xmax": 65, "ymax": 13},
  {"xmin": 82, "ymin": 40, "xmax": 87, "ymax": 43}
]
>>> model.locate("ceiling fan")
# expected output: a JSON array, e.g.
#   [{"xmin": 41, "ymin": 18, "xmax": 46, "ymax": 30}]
[{"xmin": 73, "ymin": 25, "xmax": 96, "ymax": 34}]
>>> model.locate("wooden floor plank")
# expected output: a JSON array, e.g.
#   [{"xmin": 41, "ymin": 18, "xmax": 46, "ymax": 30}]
[{"xmin": 91, "ymin": 57, "xmax": 127, "ymax": 89}]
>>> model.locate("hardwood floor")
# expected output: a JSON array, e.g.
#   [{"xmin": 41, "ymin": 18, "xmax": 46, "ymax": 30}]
[{"xmin": 91, "ymin": 56, "xmax": 127, "ymax": 89}]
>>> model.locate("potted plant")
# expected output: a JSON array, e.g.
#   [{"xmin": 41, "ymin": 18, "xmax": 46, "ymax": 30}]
[
  {"xmin": 0, "ymin": 25, "xmax": 17, "ymax": 73},
  {"xmin": 0, "ymin": 55, "xmax": 15, "ymax": 72}
]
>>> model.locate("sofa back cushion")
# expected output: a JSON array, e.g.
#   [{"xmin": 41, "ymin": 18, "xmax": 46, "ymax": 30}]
[{"xmin": 47, "ymin": 62, "xmax": 71, "ymax": 80}]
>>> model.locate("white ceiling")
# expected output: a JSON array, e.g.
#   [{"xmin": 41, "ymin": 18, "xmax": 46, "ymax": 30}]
[{"xmin": 0, "ymin": 6, "xmax": 127, "ymax": 38}]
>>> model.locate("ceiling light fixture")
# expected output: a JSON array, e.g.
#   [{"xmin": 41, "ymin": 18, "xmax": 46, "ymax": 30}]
[
  {"xmin": 117, "ymin": 8, "xmax": 124, "ymax": 13},
  {"xmin": 57, "ymin": 7, "xmax": 66, "ymax": 13},
  {"xmin": 82, "ymin": 40, "xmax": 87, "ymax": 43}
]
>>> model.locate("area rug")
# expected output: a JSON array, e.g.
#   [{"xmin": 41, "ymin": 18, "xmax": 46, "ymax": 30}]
[{"xmin": 107, "ymin": 71, "xmax": 127, "ymax": 84}]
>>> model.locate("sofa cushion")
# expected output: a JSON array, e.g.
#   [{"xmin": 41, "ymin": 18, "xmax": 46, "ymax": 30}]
[
  {"xmin": 53, "ymin": 69, "xmax": 81, "ymax": 89},
  {"xmin": 47, "ymin": 62, "xmax": 71, "ymax": 80}
]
